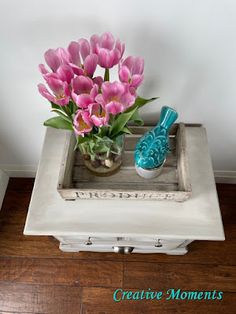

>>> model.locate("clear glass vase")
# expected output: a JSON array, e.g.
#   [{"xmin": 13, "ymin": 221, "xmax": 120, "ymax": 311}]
[{"xmin": 78, "ymin": 135, "xmax": 125, "ymax": 176}]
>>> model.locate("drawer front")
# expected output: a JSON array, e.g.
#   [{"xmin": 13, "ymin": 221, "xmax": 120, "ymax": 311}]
[{"xmin": 56, "ymin": 236, "xmax": 185, "ymax": 252}]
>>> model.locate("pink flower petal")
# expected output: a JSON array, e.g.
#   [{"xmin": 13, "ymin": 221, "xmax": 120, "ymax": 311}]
[
  {"xmin": 90, "ymin": 34, "xmax": 100, "ymax": 53},
  {"xmin": 122, "ymin": 56, "xmax": 134, "ymax": 71},
  {"xmin": 112, "ymin": 49, "xmax": 122, "ymax": 66},
  {"xmin": 115, "ymin": 39, "xmax": 125, "ymax": 57},
  {"xmin": 102, "ymin": 81, "xmax": 125, "ymax": 100},
  {"xmin": 89, "ymin": 103, "xmax": 109, "ymax": 127},
  {"xmin": 84, "ymin": 54, "xmax": 98, "ymax": 77},
  {"xmin": 38, "ymin": 64, "xmax": 49, "ymax": 75},
  {"xmin": 131, "ymin": 74, "xmax": 144, "ymax": 89},
  {"xmin": 95, "ymin": 94, "xmax": 106, "ymax": 108},
  {"xmin": 73, "ymin": 110, "xmax": 93, "ymax": 136},
  {"xmin": 44, "ymin": 49, "xmax": 60, "ymax": 72},
  {"xmin": 38, "ymin": 84, "xmax": 55, "ymax": 102},
  {"xmin": 93, "ymin": 76, "xmax": 103, "ymax": 88},
  {"xmin": 56, "ymin": 96, "xmax": 70, "ymax": 106},
  {"xmin": 38, "ymin": 83, "xmax": 70, "ymax": 106},
  {"xmin": 68, "ymin": 41, "xmax": 81, "ymax": 66},
  {"xmin": 56, "ymin": 47, "xmax": 70, "ymax": 64},
  {"xmin": 90, "ymin": 84, "xmax": 99, "ymax": 100},
  {"xmin": 74, "ymin": 94, "xmax": 94, "ymax": 108},
  {"xmin": 106, "ymin": 101, "xmax": 124, "ymax": 115},
  {"xmin": 133, "ymin": 57, "xmax": 144, "ymax": 75},
  {"xmin": 119, "ymin": 65, "xmax": 130, "ymax": 83},
  {"xmin": 78, "ymin": 38, "xmax": 90, "ymax": 61},
  {"xmin": 88, "ymin": 102, "xmax": 100, "ymax": 115},
  {"xmin": 90, "ymin": 33, "xmax": 124, "ymax": 68},
  {"xmin": 100, "ymin": 32, "xmax": 115, "ymax": 50},
  {"xmin": 57, "ymin": 65, "xmax": 74, "ymax": 83},
  {"xmin": 97, "ymin": 48, "xmax": 114, "ymax": 68},
  {"xmin": 69, "ymin": 63, "xmax": 84, "ymax": 76},
  {"xmin": 120, "ymin": 90, "xmax": 136, "ymax": 108},
  {"xmin": 46, "ymin": 77, "xmax": 64, "ymax": 95},
  {"xmin": 72, "ymin": 76, "xmax": 94, "ymax": 94}
]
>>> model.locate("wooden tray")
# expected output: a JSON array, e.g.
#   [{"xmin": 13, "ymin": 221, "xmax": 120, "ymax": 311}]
[{"xmin": 57, "ymin": 123, "xmax": 192, "ymax": 201}]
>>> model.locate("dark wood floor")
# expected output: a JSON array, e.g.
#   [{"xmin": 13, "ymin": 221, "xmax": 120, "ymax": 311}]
[{"xmin": 0, "ymin": 179, "xmax": 235, "ymax": 313}]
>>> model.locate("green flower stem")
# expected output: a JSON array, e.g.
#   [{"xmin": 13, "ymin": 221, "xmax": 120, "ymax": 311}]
[{"xmin": 104, "ymin": 68, "xmax": 110, "ymax": 81}]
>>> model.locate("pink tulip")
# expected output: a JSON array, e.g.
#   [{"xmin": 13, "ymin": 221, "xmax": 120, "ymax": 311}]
[
  {"xmin": 67, "ymin": 41, "xmax": 98, "ymax": 77},
  {"xmin": 40, "ymin": 64, "xmax": 74, "ymax": 84},
  {"xmin": 38, "ymin": 76, "xmax": 70, "ymax": 106},
  {"xmin": 38, "ymin": 64, "xmax": 49, "ymax": 75},
  {"xmin": 55, "ymin": 64, "xmax": 74, "ymax": 83},
  {"xmin": 88, "ymin": 103, "xmax": 109, "ymax": 127},
  {"xmin": 38, "ymin": 77, "xmax": 70, "ymax": 106},
  {"xmin": 71, "ymin": 76, "xmax": 98, "ymax": 108},
  {"xmin": 73, "ymin": 110, "xmax": 93, "ymax": 136},
  {"xmin": 95, "ymin": 81, "xmax": 135, "ymax": 115},
  {"xmin": 44, "ymin": 48, "xmax": 70, "ymax": 72},
  {"xmin": 90, "ymin": 32, "xmax": 125, "ymax": 68},
  {"xmin": 119, "ymin": 56, "xmax": 144, "ymax": 89}
]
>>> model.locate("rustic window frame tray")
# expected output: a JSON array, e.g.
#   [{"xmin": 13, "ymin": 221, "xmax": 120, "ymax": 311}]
[{"xmin": 57, "ymin": 123, "xmax": 192, "ymax": 202}]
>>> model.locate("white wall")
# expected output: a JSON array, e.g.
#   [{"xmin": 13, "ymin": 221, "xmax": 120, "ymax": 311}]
[{"xmin": 0, "ymin": 0, "xmax": 236, "ymax": 174}]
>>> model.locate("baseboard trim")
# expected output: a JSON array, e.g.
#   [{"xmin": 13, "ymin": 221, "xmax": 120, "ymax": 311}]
[
  {"xmin": 0, "ymin": 169, "xmax": 9, "ymax": 209},
  {"xmin": 214, "ymin": 171, "xmax": 236, "ymax": 184},
  {"xmin": 0, "ymin": 164, "xmax": 37, "ymax": 178},
  {"xmin": 0, "ymin": 164, "xmax": 236, "ymax": 183}
]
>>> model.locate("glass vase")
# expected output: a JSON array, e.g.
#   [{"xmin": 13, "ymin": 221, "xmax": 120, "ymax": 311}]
[{"xmin": 78, "ymin": 135, "xmax": 125, "ymax": 176}]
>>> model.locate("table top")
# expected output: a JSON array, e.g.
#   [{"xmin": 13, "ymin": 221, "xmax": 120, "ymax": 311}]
[{"xmin": 24, "ymin": 126, "xmax": 225, "ymax": 240}]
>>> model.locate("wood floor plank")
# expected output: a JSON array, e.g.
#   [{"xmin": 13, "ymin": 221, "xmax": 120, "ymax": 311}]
[
  {"xmin": 123, "ymin": 262, "xmax": 236, "ymax": 292},
  {"xmin": 6, "ymin": 178, "xmax": 35, "ymax": 192},
  {"xmin": 81, "ymin": 287, "xmax": 236, "ymax": 314},
  {"xmin": 0, "ymin": 257, "xmax": 122, "ymax": 288},
  {"xmin": 0, "ymin": 282, "xmax": 82, "ymax": 314},
  {"xmin": 123, "ymin": 240, "xmax": 236, "ymax": 265}
]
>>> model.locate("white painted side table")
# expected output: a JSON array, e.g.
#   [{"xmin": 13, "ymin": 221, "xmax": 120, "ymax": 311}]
[{"xmin": 24, "ymin": 126, "xmax": 225, "ymax": 255}]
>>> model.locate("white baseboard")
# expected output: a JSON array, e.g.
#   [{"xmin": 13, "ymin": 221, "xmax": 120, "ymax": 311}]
[
  {"xmin": 0, "ymin": 164, "xmax": 236, "ymax": 184},
  {"xmin": 0, "ymin": 164, "xmax": 37, "ymax": 178},
  {"xmin": 0, "ymin": 169, "xmax": 9, "ymax": 210},
  {"xmin": 214, "ymin": 171, "xmax": 236, "ymax": 184}
]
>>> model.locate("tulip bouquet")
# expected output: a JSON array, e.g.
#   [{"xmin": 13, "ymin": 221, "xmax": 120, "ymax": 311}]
[{"xmin": 38, "ymin": 32, "xmax": 157, "ymax": 175}]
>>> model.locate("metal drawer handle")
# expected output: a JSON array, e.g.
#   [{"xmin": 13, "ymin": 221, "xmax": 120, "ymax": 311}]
[
  {"xmin": 113, "ymin": 246, "xmax": 134, "ymax": 254},
  {"xmin": 84, "ymin": 237, "xmax": 93, "ymax": 245},
  {"xmin": 155, "ymin": 239, "xmax": 163, "ymax": 248}
]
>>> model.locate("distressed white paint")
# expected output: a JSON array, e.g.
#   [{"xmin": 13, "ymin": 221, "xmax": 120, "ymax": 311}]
[
  {"xmin": 24, "ymin": 127, "xmax": 225, "ymax": 249},
  {"xmin": 0, "ymin": 0, "xmax": 236, "ymax": 173}
]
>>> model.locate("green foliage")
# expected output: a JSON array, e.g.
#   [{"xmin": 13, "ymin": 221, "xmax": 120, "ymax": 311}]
[
  {"xmin": 109, "ymin": 106, "xmax": 137, "ymax": 138},
  {"xmin": 104, "ymin": 68, "xmax": 110, "ymax": 81},
  {"xmin": 132, "ymin": 96, "xmax": 159, "ymax": 109},
  {"xmin": 78, "ymin": 135, "xmax": 123, "ymax": 161},
  {"xmin": 46, "ymin": 96, "xmax": 158, "ymax": 152},
  {"xmin": 50, "ymin": 108, "xmax": 72, "ymax": 123},
  {"xmin": 129, "ymin": 110, "xmax": 144, "ymax": 125},
  {"xmin": 44, "ymin": 117, "xmax": 73, "ymax": 130},
  {"xmin": 109, "ymin": 96, "xmax": 158, "ymax": 138}
]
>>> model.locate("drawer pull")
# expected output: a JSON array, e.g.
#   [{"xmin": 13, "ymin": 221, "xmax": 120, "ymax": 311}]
[
  {"xmin": 155, "ymin": 239, "xmax": 163, "ymax": 248},
  {"xmin": 85, "ymin": 237, "xmax": 93, "ymax": 245},
  {"xmin": 113, "ymin": 246, "xmax": 134, "ymax": 254}
]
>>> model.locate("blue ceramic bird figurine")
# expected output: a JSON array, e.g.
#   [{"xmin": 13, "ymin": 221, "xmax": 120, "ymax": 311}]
[{"xmin": 135, "ymin": 106, "xmax": 178, "ymax": 170}]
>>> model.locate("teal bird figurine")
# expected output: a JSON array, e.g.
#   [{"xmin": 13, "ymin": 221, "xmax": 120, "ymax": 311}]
[{"xmin": 135, "ymin": 106, "xmax": 178, "ymax": 176}]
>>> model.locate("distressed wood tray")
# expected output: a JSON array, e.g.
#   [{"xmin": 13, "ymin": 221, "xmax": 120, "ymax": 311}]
[{"xmin": 57, "ymin": 123, "xmax": 192, "ymax": 201}]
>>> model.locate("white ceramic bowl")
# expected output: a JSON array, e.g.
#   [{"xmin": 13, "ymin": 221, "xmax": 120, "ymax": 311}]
[{"xmin": 135, "ymin": 162, "xmax": 165, "ymax": 179}]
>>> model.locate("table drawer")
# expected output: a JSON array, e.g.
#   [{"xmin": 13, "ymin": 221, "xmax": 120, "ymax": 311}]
[{"xmin": 55, "ymin": 236, "xmax": 185, "ymax": 253}]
